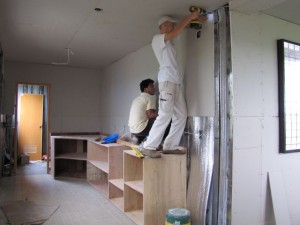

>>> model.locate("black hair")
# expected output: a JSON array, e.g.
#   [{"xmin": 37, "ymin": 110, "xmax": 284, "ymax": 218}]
[{"xmin": 140, "ymin": 79, "xmax": 154, "ymax": 92}]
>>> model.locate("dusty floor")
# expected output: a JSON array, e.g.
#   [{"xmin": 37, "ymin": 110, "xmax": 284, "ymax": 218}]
[{"xmin": 0, "ymin": 161, "xmax": 136, "ymax": 225}]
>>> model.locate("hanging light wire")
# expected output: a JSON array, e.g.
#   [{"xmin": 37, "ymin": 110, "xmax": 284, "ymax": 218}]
[{"xmin": 51, "ymin": 48, "xmax": 74, "ymax": 65}]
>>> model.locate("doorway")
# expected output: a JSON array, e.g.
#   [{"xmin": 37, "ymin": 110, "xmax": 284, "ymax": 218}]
[{"xmin": 15, "ymin": 83, "xmax": 50, "ymax": 174}]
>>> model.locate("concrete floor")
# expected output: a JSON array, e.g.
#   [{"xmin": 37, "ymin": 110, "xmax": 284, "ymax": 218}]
[{"xmin": 0, "ymin": 161, "xmax": 137, "ymax": 225}]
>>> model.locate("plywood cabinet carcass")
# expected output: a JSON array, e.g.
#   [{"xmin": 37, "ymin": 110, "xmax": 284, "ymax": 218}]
[
  {"xmin": 87, "ymin": 141, "xmax": 125, "ymax": 198},
  {"xmin": 51, "ymin": 135, "xmax": 186, "ymax": 225},
  {"xmin": 122, "ymin": 150, "xmax": 187, "ymax": 225},
  {"xmin": 51, "ymin": 136, "xmax": 90, "ymax": 179}
]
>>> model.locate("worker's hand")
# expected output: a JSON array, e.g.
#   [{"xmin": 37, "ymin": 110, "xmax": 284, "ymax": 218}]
[
  {"xmin": 190, "ymin": 11, "xmax": 200, "ymax": 20},
  {"xmin": 197, "ymin": 14, "xmax": 208, "ymax": 22},
  {"xmin": 190, "ymin": 11, "xmax": 208, "ymax": 23}
]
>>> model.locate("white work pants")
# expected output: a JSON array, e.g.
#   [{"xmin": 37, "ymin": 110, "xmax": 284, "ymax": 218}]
[{"xmin": 143, "ymin": 81, "xmax": 187, "ymax": 150}]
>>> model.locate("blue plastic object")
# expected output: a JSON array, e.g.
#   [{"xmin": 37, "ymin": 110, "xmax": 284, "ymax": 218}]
[{"xmin": 101, "ymin": 133, "xmax": 119, "ymax": 144}]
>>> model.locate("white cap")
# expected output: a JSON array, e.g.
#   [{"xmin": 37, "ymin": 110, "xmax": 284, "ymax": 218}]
[{"xmin": 158, "ymin": 16, "xmax": 177, "ymax": 26}]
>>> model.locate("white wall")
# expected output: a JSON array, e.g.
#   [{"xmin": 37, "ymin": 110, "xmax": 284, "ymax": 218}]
[
  {"xmin": 99, "ymin": 16, "xmax": 215, "ymax": 136},
  {"xmin": 98, "ymin": 44, "xmax": 158, "ymax": 136},
  {"xmin": 231, "ymin": 12, "xmax": 300, "ymax": 225},
  {"xmin": 3, "ymin": 62, "xmax": 101, "ymax": 132},
  {"xmin": 185, "ymin": 17, "xmax": 215, "ymax": 117}
]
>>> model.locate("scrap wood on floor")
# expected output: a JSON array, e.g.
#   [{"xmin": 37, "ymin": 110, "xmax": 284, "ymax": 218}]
[{"xmin": 0, "ymin": 200, "xmax": 59, "ymax": 225}]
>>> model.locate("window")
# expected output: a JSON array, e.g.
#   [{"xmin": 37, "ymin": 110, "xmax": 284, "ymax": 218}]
[{"xmin": 277, "ymin": 39, "xmax": 300, "ymax": 153}]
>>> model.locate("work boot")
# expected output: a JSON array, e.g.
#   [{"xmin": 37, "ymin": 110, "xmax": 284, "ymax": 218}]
[
  {"xmin": 141, "ymin": 148, "xmax": 161, "ymax": 158},
  {"xmin": 162, "ymin": 147, "xmax": 187, "ymax": 154}
]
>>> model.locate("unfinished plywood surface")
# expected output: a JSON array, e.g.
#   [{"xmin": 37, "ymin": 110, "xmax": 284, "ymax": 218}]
[
  {"xmin": 109, "ymin": 178, "xmax": 124, "ymax": 191},
  {"xmin": 125, "ymin": 180, "xmax": 143, "ymax": 194},
  {"xmin": 87, "ymin": 141, "xmax": 108, "ymax": 163},
  {"xmin": 124, "ymin": 151, "xmax": 143, "ymax": 182},
  {"xmin": 124, "ymin": 185, "xmax": 143, "ymax": 212},
  {"xmin": 55, "ymin": 159, "xmax": 87, "ymax": 179},
  {"xmin": 87, "ymin": 141, "xmax": 126, "ymax": 200},
  {"xmin": 87, "ymin": 161, "xmax": 107, "ymax": 179},
  {"xmin": 109, "ymin": 146, "xmax": 127, "ymax": 179},
  {"xmin": 52, "ymin": 137, "xmax": 88, "ymax": 179},
  {"xmin": 51, "ymin": 137, "xmax": 186, "ymax": 225},
  {"xmin": 111, "ymin": 197, "xmax": 124, "ymax": 211},
  {"xmin": 109, "ymin": 182, "xmax": 124, "ymax": 200},
  {"xmin": 54, "ymin": 138, "xmax": 87, "ymax": 155},
  {"xmin": 123, "ymin": 150, "xmax": 186, "ymax": 225},
  {"xmin": 144, "ymin": 154, "xmax": 186, "ymax": 225},
  {"xmin": 125, "ymin": 210, "xmax": 144, "ymax": 225},
  {"xmin": 88, "ymin": 160, "xmax": 109, "ymax": 173},
  {"xmin": 55, "ymin": 152, "xmax": 87, "ymax": 160}
]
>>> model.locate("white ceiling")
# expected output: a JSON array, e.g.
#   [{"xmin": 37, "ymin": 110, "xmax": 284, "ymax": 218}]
[{"xmin": 0, "ymin": 0, "xmax": 299, "ymax": 70}]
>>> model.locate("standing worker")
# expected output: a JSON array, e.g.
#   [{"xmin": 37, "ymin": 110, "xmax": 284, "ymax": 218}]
[{"xmin": 141, "ymin": 11, "xmax": 207, "ymax": 158}]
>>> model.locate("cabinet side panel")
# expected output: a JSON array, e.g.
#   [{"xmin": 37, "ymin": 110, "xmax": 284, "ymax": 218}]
[
  {"xmin": 108, "ymin": 146, "xmax": 125, "ymax": 179},
  {"xmin": 51, "ymin": 137, "xmax": 55, "ymax": 176},
  {"xmin": 144, "ymin": 155, "xmax": 186, "ymax": 225},
  {"xmin": 87, "ymin": 141, "xmax": 108, "ymax": 161},
  {"xmin": 143, "ymin": 158, "xmax": 162, "ymax": 225},
  {"xmin": 124, "ymin": 152, "xmax": 143, "ymax": 181},
  {"xmin": 124, "ymin": 185, "xmax": 143, "ymax": 212}
]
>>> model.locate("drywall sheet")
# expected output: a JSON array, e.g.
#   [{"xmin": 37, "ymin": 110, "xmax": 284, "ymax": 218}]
[
  {"xmin": 268, "ymin": 171, "xmax": 291, "ymax": 225},
  {"xmin": 185, "ymin": 14, "xmax": 215, "ymax": 117}
]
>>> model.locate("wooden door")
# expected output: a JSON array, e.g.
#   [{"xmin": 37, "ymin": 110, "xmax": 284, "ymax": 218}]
[{"xmin": 19, "ymin": 94, "xmax": 43, "ymax": 161}]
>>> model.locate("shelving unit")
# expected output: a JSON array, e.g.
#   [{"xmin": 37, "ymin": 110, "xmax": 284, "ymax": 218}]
[
  {"xmin": 52, "ymin": 136, "xmax": 91, "ymax": 179},
  {"xmin": 51, "ymin": 135, "xmax": 187, "ymax": 225},
  {"xmin": 123, "ymin": 150, "xmax": 187, "ymax": 225},
  {"xmin": 87, "ymin": 141, "xmax": 126, "ymax": 198}
]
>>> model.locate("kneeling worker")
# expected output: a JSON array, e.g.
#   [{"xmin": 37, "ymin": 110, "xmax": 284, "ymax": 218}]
[{"xmin": 128, "ymin": 79, "xmax": 158, "ymax": 144}]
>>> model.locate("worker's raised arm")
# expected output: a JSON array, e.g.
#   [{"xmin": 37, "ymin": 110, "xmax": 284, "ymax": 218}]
[{"xmin": 164, "ymin": 12, "xmax": 207, "ymax": 41}]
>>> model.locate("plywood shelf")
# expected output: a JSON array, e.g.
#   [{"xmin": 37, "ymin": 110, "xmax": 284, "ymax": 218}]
[
  {"xmin": 110, "ymin": 197, "xmax": 124, "ymax": 211},
  {"xmin": 88, "ymin": 179, "xmax": 109, "ymax": 198},
  {"xmin": 88, "ymin": 160, "xmax": 109, "ymax": 173},
  {"xmin": 125, "ymin": 210, "xmax": 144, "ymax": 225},
  {"xmin": 55, "ymin": 152, "xmax": 87, "ymax": 160},
  {"xmin": 109, "ymin": 178, "xmax": 124, "ymax": 191},
  {"xmin": 125, "ymin": 180, "xmax": 143, "ymax": 194},
  {"xmin": 55, "ymin": 171, "xmax": 87, "ymax": 180}
]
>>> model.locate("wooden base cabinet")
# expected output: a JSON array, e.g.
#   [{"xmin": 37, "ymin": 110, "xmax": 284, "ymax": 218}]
[
  {"xmin": 52, "ymin": 136, "xmax": 90, "ymax": 179},
  {"xmin": 52, "ymin": 136, "xmax": 187, "ymax": 225},
  {"xmin": 123, "ymin": 150, "xmax": 187, "ymax": 225},
  {"xmin": 87, "ymin": 141, "xmax": 126, "ymax": 198}
]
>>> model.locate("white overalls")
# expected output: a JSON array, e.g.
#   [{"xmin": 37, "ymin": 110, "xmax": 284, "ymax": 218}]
[{"xmin": 143, "ymin": 34, "xmax": 187, "ymax": 150}]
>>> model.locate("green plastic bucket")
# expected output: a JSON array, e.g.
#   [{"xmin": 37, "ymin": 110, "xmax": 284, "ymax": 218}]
[{"xmin": 165, "ymin": 208, "xmax": 191, "ymax": 225}]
